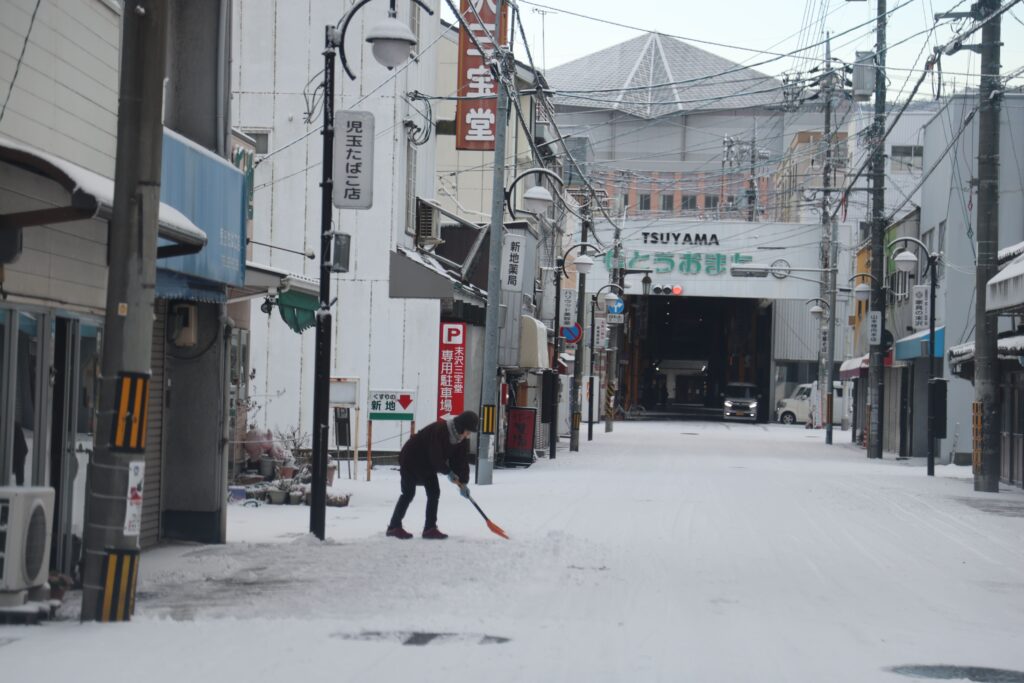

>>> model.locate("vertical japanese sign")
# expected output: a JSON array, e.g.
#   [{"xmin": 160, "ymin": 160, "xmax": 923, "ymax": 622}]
[
  {"xmin": 438, "ymin": 322, "xmax": 467, "ymax": 419},
  {"xmin": 912, "ymin": 285, "xmax": 930, "ymax": 331},
  {"xmin": 505, "ymin": 407, "xmax": 537, "ymax": 461},
  {"xmin": 501, "ymin": 233, "xmax": 525, "ymax": 291},
  {"xmin": 560, "ymin": 289, "xmax": 578, "ymax": 327},
  {"xmin": 333, "ymin": 110, "xmax": 374, "ymax": 210},
  {"xmin": 455, "ymin": 0, "xmax": 509, "ymax": 150},
  {"xmin": 595, "ymin": 317, "xmax": 608, "ymax": 349}
]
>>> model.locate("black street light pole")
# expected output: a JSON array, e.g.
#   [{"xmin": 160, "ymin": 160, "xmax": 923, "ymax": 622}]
[
  {"xmin": 310, "ymin": 0, "xmax": 431, "ymax": 536},
  {"xmin": 588, "ymin": 283, "xmax": 623, "ymax": 440},
  {"xmin": 310, "ymin": 30, "xmax": 338, "ymax": 541},
  {"xmin": 890, "ymin": 237, "xmax": 942, "ymax": 476}
]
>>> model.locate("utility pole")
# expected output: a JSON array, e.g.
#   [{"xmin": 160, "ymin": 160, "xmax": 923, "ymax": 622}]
[
  {"xmin": 747, "ymin": 119, "xmax": 757, "ymax": 221},
  {"xmin": 569, "ymin": 206, "xmax": 591, "ymax": 451},
  {"xmin": 477, "ymin": 9, "xmax": 510, "ymax": 484},
  {"xmin": 974, "ymin": 0, "xmax": 1002, "ymax": 492},
  {"xmin": 867, "ymin": 0, "xmax": 887, "ymax": 459},
  {"xmin": 81, "ymin": 0, "xmax": 168, "ymax": 622},
  {"xmin": 605, "ymin": 222, "xmax": 622, "ymax": 432},
  {"xmin": 821, "ymin": 33, "xmax": 836, "ymax": 443}
]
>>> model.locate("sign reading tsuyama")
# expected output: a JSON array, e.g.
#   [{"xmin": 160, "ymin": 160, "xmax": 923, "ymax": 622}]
[
  {"xmin": 437, "ymin": 322, "xmax": 467, "ymax": 419},
  {"xmin": 369, "ymin": 390, "xmax": 416, "ymax": 421},
  {"xmin": 333, "ymin": 110, "xmax": 374, "ymax": 210},
  {"xmin": 455, "ymin": 0, "xmax": 508, "ymax": 151}
]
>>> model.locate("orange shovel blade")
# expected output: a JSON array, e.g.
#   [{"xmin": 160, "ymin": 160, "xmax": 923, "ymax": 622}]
[{"xmin": 486, "ymin": 518, "xmax": 509, "ymax": 540}]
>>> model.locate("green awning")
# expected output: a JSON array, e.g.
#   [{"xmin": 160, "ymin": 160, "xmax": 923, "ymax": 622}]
[{"xmin": 277, "ymin": 289, "xmax": 318, "ymax": 333}]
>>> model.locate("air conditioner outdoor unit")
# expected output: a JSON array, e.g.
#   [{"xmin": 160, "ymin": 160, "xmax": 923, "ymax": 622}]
[
  {"xmin": 415, "ymin": 198, "xmax": 443, "ymax": 246},
  {"xmin": 0, "ymin": 487, "xmax": 55, "ymax": 607}
]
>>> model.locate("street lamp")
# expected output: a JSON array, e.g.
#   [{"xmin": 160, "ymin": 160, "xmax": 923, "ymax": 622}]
[
  {"xmin": 307, "ymin": 0, "xmax": 432, "ymax": 539},
  {"xmin": 889, "ymin": 236, "xmax": 942, "ymax": 477},
  {"xmin": 588, "ymin": 283, "xmax": 623, "ymax": 440},
  {"xmin": 805, "ymin": 297, "xmax": 835, "ymax": 439},
  {"xmin": 553, "ymin": 242, "xmax": 599, "ymax": 458}
]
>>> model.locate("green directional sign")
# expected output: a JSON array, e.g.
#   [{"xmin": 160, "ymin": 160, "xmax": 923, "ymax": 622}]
[{"xmin": 368, "ymin": 389, "xmax": 416, "ymax": 421}]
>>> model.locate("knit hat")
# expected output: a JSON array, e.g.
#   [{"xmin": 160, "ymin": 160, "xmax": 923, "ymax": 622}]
[{"xmin": 453, "ymin": 411, "xmax": 479, "ymax": 433}]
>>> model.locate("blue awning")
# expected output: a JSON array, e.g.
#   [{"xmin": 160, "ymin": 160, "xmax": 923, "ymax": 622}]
[
  {"xmin": 894, "ymin": 326, "xmax": 944, "ymax": 360},
  {"xmin": 156, "ymin": 270, "xmax": 226, "ymax": 304}
]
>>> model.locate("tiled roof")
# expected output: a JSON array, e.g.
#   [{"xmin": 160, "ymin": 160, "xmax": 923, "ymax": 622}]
[{"xmin": 547, "ymin": 33, "xmax": 782, "ymax": 119}]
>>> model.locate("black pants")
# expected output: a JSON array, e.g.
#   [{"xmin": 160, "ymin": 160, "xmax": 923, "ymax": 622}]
[{"xmin": 388, "ymin": 471, "xmax": 440, "ymax": 530}]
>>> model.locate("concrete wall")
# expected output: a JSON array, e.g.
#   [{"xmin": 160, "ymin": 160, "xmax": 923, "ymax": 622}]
[{"xmin": 234, "ymin": 0, "xmax": 444, "ymax": 449}]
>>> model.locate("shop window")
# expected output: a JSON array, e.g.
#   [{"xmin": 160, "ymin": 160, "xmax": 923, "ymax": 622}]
[
  {"xmin": 681, "ymin": 195, "xmax": 697, "ymax": 211},
  {"xmin": 638, "ymin": 193, "xmax": 651, "ymax": 211},
  {"xmin": 661, "ymin": 194, "xmax": 674, "ymax": 212},
  {"xmin": 704, "ymin": 195, "xmax": 719, "ymax": 210},
  {"xmin": 14, "ymin": 312, "xmax": 40, "ymax": 486}
]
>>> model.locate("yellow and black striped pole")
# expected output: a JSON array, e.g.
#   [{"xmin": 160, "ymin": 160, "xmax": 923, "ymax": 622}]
[{"xmin": 97, "ymin": 549, "xmax": 140, "ymax": 622}]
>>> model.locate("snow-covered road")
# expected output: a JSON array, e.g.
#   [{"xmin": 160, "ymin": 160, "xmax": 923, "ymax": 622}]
[{"xmin": 4, "ymin": 422, "xmax": 1024, "ymax": 682}]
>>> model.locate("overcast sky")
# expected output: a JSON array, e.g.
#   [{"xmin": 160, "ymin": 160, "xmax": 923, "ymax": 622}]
[{"xmin": 441, "ymin": 0, "xmax": 1024, "ymax": 97}]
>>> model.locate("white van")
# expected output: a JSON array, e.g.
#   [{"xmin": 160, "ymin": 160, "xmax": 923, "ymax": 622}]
[{"xmin": 776, "ymin": 382, "xmax": 846, "ymax": 425}]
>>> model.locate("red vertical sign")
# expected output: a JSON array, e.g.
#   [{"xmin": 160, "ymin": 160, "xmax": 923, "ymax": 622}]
[
  {"xmin": 455, "ymin": 0, "xmax": 508, "ymax": 151},
  {"xmin": 438, "ymin": 322, "xmax": 467, "ymax": 419}
]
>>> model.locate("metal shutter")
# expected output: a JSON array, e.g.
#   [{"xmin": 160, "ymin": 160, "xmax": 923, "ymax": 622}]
[{"xmin": 141, "ymin": 301, "xmax": 166, "ymax": 549}]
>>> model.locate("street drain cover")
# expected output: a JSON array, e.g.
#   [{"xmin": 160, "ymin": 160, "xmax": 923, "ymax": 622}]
[
  {"xmin": 331, "ymin": 630, "xmax": 510, "ymax": 646},
  {"xmin": 889, "ymin": 665, "xmax": 1024, "ymax": 681}
]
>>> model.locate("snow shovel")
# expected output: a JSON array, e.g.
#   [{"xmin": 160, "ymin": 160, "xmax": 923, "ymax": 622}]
[{"xmin": 451, "ymin": 477, "xmax": 509, "ymax": 539}]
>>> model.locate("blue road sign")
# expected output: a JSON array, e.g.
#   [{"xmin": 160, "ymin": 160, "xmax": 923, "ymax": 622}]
[
  {"xmin": 561, "ymin": 323, "xmax": 584, "ymax": 344},
  {"xmin": 608, "ymin": 298, "xmax": 625, "ymax": 314}
]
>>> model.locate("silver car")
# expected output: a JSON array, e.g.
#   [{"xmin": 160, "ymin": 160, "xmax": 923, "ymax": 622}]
[{"xmin": 722, "ymin": 382, "xmax": 759, "ymax": 422}]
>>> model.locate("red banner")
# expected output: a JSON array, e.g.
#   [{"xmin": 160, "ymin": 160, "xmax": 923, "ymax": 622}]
[
  {"xmin": 437, "ymin": 322, "xmax": 467, "ymax": 419},
  {"xmin": 455, "ymin": 0, "xmax": 508, "ymax": 151}
]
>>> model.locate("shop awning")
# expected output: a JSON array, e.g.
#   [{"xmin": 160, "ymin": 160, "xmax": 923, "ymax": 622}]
[
  {"xmin": 228, "ymin": 261, "xmax": 319, "ymax": 333},
  {"xmin": 949, "ymin": 335, "xmax": 1024, "ymax": 368},
  {"xmin": 839, "ymin": 355, "xmax": 869, "ymax": 380},
  {"xmin": 388, "ymin": 247, "xmax": 486, "ymax": 301},
  {"xmin": 894, "ymin": 326, "xmax": 944, "ymax": 360},
  {"xmin": 988, "ymin": 250, "xmax": 1024, "ymax": 314},
  {"xmin": 156, "ymin": 270, "xmax": 225, "ymax": 303},
  {"xmin": 277, "ymin": 288, "xmax": 319, "ymax": 333},
  {"xmin": 0, "ymin": 134, "xmax": 207, "ymax": 257}
]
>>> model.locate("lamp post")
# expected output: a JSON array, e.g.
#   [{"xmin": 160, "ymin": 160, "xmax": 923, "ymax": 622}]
[
  {"xmin": 502, "ymin": 168, "xmax": 573, "ymax": 462},
  {"xmin": 551, "ymin": 243, "xmax": 596, "ymax": 458},
  {"xmin": 889, "ymin": 237, "xmax": 942, "ymax": 476},
  {"xmin": 806, "ymin": 297, "xmax": 834, "ymax": 440},
  {"xmin": 310, "ymin": 0, "xmax": 431, "ymax": 538},
  {"xmin": 589, "ymin": 284, "xmax": 623, "ymax": 439}
]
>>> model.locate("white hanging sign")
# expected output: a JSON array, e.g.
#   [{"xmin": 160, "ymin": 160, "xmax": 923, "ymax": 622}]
[
  {"xmin": 333, "ymin": 111, "xmax": 374, "ymax": 210},
  {"xmin": 912, "ymin": 285, "xmax": 930, "ymax": 331}
]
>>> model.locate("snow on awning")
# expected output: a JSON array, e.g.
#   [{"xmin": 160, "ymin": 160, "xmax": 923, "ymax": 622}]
[
  {"xmin": 988, "ymin": 251, "xmax": 1024, "ymax": 313},
  {"xmin": 948, "ymin": 335, "xmax": 1024, "ymax": 367},
  {"xmin": 389, "ymin": 246, "xmax": 486, "ymax": 301},
  {"xmin": 839, "ymin": 355, "xmax": 869, "ymax": 380},
  {"xmin": 0, "ymin": 134, "xmax": 207, "ymax": 253}
]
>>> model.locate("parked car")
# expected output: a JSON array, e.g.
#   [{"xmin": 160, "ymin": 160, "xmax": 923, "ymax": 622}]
[
  {"xmin": 776, "ymin": 382, "xmax": 847, "ymax": 425},
  {"xmin": 722, "ymin": 382, "xmax": 759, "ymax": 422},
  {"xmin": 776, "ymin": 383, "xmax": 813, "ymax": 424}
]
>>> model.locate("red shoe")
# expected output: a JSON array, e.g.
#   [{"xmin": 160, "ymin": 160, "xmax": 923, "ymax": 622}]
[
  {"xmin": 386, "ymin": 526, "xmax": 413, "ymax": 539},
  {"xmin": 422, "ymin": 527, "xmax": 449, "ymax": 540}
]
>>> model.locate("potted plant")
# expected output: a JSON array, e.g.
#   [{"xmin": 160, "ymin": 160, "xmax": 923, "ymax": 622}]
[{"xmin": 267, "ymin": 479, "xmax": 290, "ymax": 505}]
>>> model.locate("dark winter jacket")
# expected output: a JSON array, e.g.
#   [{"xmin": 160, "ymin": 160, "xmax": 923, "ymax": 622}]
[{"xmin": 398, "ymin": 418, "xmax": 471, "ymax": 485}]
